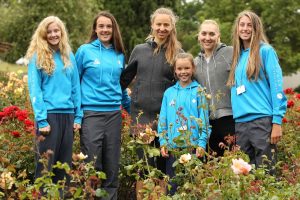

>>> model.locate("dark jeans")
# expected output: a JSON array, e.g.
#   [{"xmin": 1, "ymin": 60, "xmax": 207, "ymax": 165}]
[
  {"xmin": 35, "ymin": 113, "xmax": 74, "ymax": 184},
  {"xmin": 236, "ymin": 117, "xmax": 277, "ymax": 174},
  {"xmin": 209, "ymin": 116, "xmax": 235, "ymax": 157},
  {"xmin": 165, "ymin": 154, "xmax": 177, "ymax": 195},
  {"xmin": 80, "ymin": 110, "xmax": 121, "ymax": 200}
]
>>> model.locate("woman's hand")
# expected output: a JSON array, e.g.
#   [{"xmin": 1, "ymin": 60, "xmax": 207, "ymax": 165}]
[
  {"xmin": 271, "ymin": 124, "xmax": 282, "ymax": 144},
  {"xmin": 39, "ymin": 125, "xmax": 51, "ymax": 135},
  {"xmin": 73, "ymin": 123, "xmax": 81, "ymax": 132},
  {"xmin": 161, "ymin": 146, "xmax": 169, "ymax": 157},
  {"xmin": 196, "ymin": 147, "xmax": 205, "ymax": 158}
]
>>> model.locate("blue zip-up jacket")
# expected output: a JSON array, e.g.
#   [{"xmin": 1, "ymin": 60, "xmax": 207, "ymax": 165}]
[
  {"xmin": 158, "ymin": 80, "xmax": 210, "ymax": 149},
  {"xmin": 75, "ymin": 39, "xmax": 130, "ymax": 112},
  {"xmin": 28, "ymin": 51, "xmax": 83, "ymax": 128},
  {"xmin": 231, "ymin": 43, "xmax": 287, "ymax": 124}
]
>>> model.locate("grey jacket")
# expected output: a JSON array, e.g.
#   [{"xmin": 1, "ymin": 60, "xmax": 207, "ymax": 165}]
[
  {"xmin": 194, "ymin": 43, "xmax": 233, "ymax": 120},
  {"xmin": 121, "ymin": 40, "xmax": 175, "ymax": 124}
]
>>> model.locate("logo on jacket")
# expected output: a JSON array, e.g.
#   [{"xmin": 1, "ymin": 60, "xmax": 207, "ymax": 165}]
[
  {"xmin": 93, "ymin": 59, "xmax": 100, "ymax": 65},
  {"xmin": 277, "ymin": 93, "xmax": 283, "ymax": 99},
  {"xmin": 169, "ymin": 99, "xmax": 176, "ymax": 107}
]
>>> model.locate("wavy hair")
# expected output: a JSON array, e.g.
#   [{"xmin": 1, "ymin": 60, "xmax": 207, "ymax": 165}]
[
  {"xmin": 148, "ymin": 7, "xmax": 182, "ymax": 65},
  {"xmin": 88, "ymin": 11, "xmax": 125, "ymax": 55},
  {"xmin": 227, "ymin": 10, "xmax": 268, "ymax": 86},
  {"xmin": 25, "ymin": 16, "xmax": 71, "ymax": 75}
]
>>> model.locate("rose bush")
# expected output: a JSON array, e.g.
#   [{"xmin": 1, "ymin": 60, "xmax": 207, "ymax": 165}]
[{"xmin": 0, "ymin": 71, "xmax": 299, "ymax": 199}]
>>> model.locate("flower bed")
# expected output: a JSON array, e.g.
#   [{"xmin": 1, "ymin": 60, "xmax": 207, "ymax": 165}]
[{"xmin": 0, "ymin": 71, "xmax": 299, "ymax": 199}]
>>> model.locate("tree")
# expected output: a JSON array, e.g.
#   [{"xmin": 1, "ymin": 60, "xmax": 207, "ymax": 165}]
[
  {"xmin": 0, "ymin": 0, "xmax": 102, "ymax": 62},
  {"xmin": 181, "ymin": 0, "xmax": 300, "ymax": 75},
  {"xmin": 102, "ymin": 0, "xmax": 181, "ymax": 58}
]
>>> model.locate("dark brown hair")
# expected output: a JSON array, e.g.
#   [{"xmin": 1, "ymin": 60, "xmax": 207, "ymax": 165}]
[{"xmin": 88, "ymin": 11, "xmax": 125, "ymax": 55}]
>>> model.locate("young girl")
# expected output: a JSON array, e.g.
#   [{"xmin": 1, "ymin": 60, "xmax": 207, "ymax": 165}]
[
  {"xmin": 227, "ymin": 10, "xmax": 287, "ymax": 173},
  {"xmin": 26, "ymin": 16, "xmax": 82, "ymax": 184},
  {"xmin": 158, "ymin": 53, "xmax": 210, "ymax": 194},
  {"xmin": 195, "ymin": 19, "xmax": 235, "ymax": 157},
  {"xmin": 120, "ymin": 7, "xmax": 182, "ymax": 172},
  {"xmin": 75, "ymin": 11, "xmax": 130, "ymax": 200}
]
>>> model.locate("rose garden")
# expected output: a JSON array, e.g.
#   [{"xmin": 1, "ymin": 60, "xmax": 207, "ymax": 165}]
[{"xmin": 0, "ymin": 68, "xmax": 299, "ymax": 199}]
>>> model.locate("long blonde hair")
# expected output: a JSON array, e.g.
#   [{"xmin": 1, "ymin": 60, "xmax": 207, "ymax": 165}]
[
  {"xmin": 227, "ymin": 10, "xmax": 268, "ymax": 86},
  {"xmin": 26, "ymin": 16, "xmax": 71, "ymax": 75},
  {"xmin": 148, "ymin": 7, "xmax": 181, "ymax": 65}
]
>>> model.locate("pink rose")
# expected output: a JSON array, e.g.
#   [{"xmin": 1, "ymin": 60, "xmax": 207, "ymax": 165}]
[{"xmin": 231, "ymin": 158, "xmax": 252, "ymax": 175}]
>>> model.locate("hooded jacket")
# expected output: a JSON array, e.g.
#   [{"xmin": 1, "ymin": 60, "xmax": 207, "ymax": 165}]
[
  {"xmin": 28, "ymin": 51, "xmax": 82, "ymax": 128},
  {"xmin": 120, "ymin": 40, "xmax": 176, "ymax": 124},
  {"xmin": 75, "ymin": 39, "xmax": 130, "ymax": 112},
  {"xmin": 231, "ymin": 43, "xmax": 287, "ymax": 124},
  {"xmin": 158, "ymin": 81, "xmax": 210, "ymax": 149},
  {"xmin": 194, "ymin": 43, "xmax": 233, "ymax": 120}
]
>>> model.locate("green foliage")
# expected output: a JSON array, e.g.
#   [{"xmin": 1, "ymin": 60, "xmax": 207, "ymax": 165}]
[
  {"xmin": 1, "ymin": 0, "xmax": 299, "ymax": 74},
  {"xmin": 102, "ymin": 0, "xmax": 181, "ymax": 57},
  {"xmin": 180, "ymin": 0, "xmax": 300, "ymax": 75},
  {"xmin": 0, "ymin": 0, "xmax": 102, "ymax": 62}
]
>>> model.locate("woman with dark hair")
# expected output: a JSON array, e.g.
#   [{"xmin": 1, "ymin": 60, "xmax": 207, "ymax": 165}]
[{"xmin": 75, "ymin": 11, "xmax": 130, "ymax": 200}]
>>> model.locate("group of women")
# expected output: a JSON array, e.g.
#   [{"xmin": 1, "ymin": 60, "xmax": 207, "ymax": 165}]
[{"xmin": 26, "ymin": 6, "xmax": 287, "ymax": 199}]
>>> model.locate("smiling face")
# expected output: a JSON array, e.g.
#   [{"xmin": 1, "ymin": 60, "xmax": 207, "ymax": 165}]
[
  {"xmin": 198, "ymin": 23, "xmax": 220, "ymax": 54},
  {"xmin": 46, "ymin": 22, "xmax": 61, "ymax": 50},
  {"xmin": 175, "ymin": 58, "xmax": 195, "ymax": 87},
  {"xmin": 151, "ymin": 14, "xmax": 173, "ymax": 43},
  {"xmin": 238, "ymin": 15, "xmax": 253, "ymax": 48},
  {"xmin": 95, "ymin": 16, "xmax": 113, "ymax": 46}
]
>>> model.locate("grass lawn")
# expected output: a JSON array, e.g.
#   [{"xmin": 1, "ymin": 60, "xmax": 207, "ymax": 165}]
[{"xmin": 0, "ymin": 60, "xmax": 27, "ymax": 72}]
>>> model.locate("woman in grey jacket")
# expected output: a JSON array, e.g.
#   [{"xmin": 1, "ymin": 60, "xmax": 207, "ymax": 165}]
[
  {"xmin": 194, "ymin": 20, "xmax": 235, "ymax": 157},
  {"xmin": 120, "ymin": 7, "xmax": 182, "ymax": 171}
]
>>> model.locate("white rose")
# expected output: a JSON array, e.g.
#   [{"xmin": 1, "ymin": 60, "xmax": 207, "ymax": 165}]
[{"xmin": 179, "ymin": 153, "xmax": 192, "ymax": 164}]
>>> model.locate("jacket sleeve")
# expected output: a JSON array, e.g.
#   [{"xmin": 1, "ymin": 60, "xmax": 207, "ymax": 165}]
[
  {"xmin": 197, "ymin": 88, "xmax": 211, "ymax": 149},
  {"xmin": 120, "ymin": 47, "xmax": 138, "ymax": 90},
  {"xmin": 27, "ymin": 56, "xmax": 49, "ymax": 128},
  {"xmin": 75, "ymin": 46, "xmax": 84, "ymax": 80},
  {"xmin": 121, "ymin": 89, "xmax": 131, "ymax": 113},
  {"xmin": 261, "ymin": 46, "xmax": 287, "ymax": 124},
  {"xmin": 158, "ymin": 93, "xmax": 168, "ymax": 146},
  {"xmin": 70, "ymin": 53, "xmax": 83, "ymax": 125}
]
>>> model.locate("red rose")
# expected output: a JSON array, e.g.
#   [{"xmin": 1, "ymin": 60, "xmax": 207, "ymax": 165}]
[
  {"xmin": 296, "ymin": 94, "xmax": 300, "ymax": 100},
  {"xmin": 284, "ymin": 88, "xmax": 294, "ymax": 95},
  {"xmin": 24, "ymin": 119, "xmax": 35, "ymax": 132},
  {"xmin": 11, "ymin": 131, "xmax": 21, "ymax": 138},
  {"xmin": 282, "ymin": 118, "xmax": 288, "ymax": 123},
  {"xmin": 24, "ymin": 119, "xmax": 34, "ymax": 127},
  {"xmin": 3, "ymin": 105, "xmax": 20, "ymax": 116},
  {"xmin": 287, "ymin": 100, "xmax": 295, "ymax": 108},
  {"xmin": 16, "ymin": 110, "xmax": 28, "ymax": 121},
  {"xmin": 0, "ymin": 112, "xmax": 5, "ymax": 120},
  {"xmin": 121, "ymin": 112, "xmax": 127, "ymax": 119}
]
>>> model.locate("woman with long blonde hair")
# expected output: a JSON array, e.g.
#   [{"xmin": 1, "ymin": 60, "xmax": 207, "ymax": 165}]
[
  {"xmin": 120, "ymin": 7, "xmax": 182, "ymax": 173},
  {"xmin": 26, "ymin": 16, "xmax": 82, "ymax": 187},
  {"xmin": 227, "ymin": 10, "xmax": 287, "ymax": 173}
]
